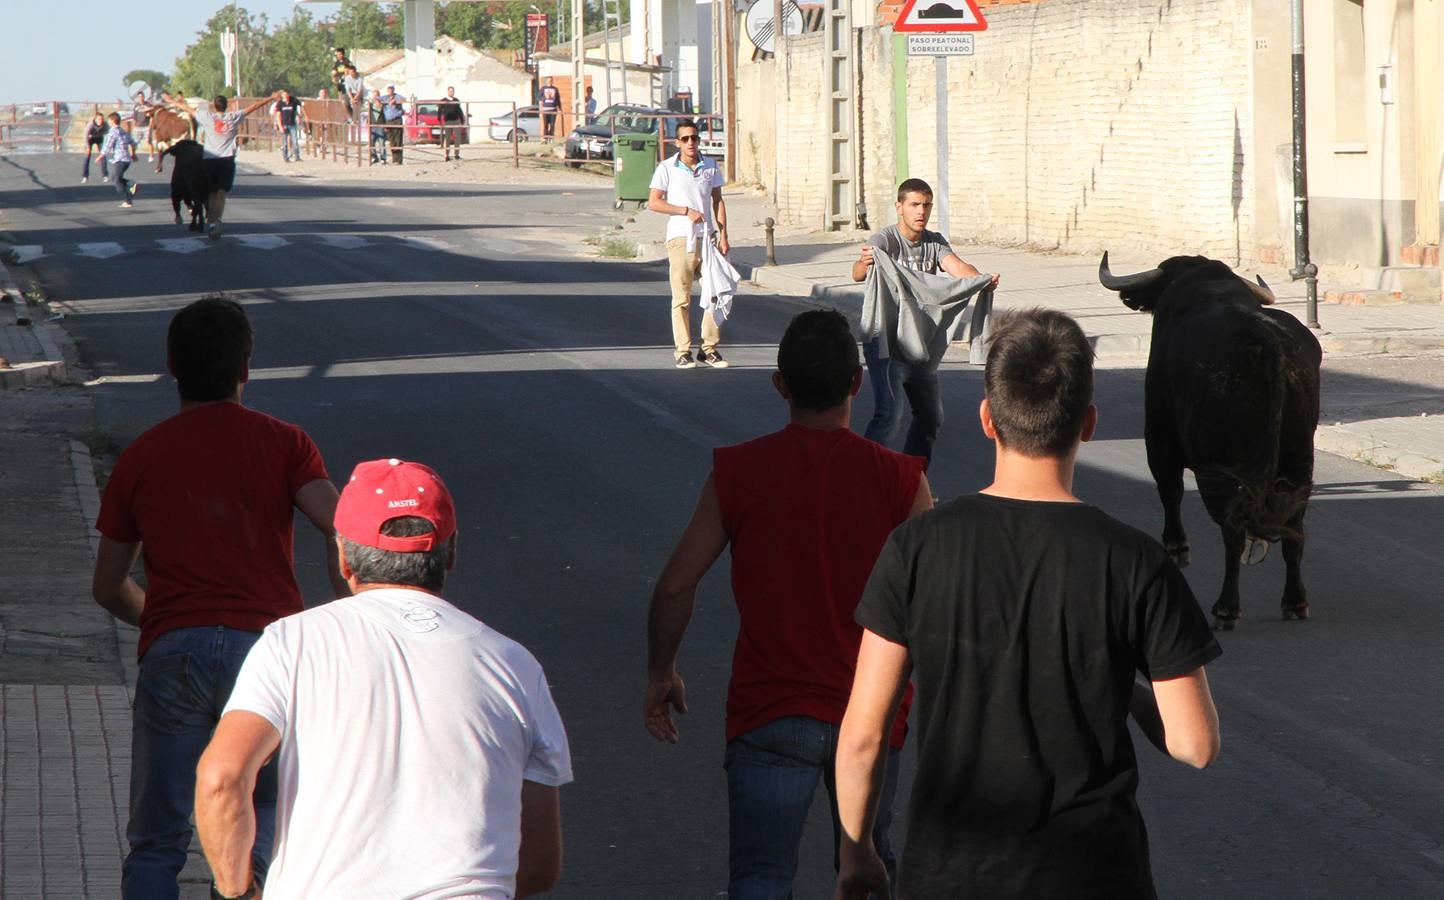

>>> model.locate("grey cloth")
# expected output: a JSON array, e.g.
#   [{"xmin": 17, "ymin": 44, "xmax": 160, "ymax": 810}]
[{"xmin": 861, "ymin": 251, "xmax": 995, "ymax": 368}]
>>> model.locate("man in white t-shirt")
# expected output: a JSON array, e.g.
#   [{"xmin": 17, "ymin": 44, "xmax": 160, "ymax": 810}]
[
  {"xmin": 195, "ymin": 458, "xmax": 573, "ymax": 900},
  {"xmin": 167, "ymin": 91, "xmax": 281, "ymax": 242},
  {"xmin": 647, "ymin": 118, "xmax": 730, "ymax": 370}
]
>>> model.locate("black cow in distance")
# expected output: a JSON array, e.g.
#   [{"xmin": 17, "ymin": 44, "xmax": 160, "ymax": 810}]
[{"xmin": 164, "ymin": 139, "xmax": 208, "ymax": 232}]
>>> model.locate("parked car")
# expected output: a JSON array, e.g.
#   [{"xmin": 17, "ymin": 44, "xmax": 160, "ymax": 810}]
[
  {"xmin": 564, "ymin": 104, "xmax": 677, "ymax": 167},
  {"xmin": 565, "ymin": 104, "xmax": 726, "ymax": 167},
  {"xmin": 404, "ymin": 101, "xmax": 470, "ymax": 145},
  {"xmin": 488, "ymin": 106, "xmax": 543, "ymax": 142},
  {"xmin": 28, "ymin": 103, "xmax": 51, "ymax": 117}
]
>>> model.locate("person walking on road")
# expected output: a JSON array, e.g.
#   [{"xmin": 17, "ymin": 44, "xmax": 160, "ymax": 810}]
[
  {"xmin": 196, "ymin": 457, "xmax": 573, "ymax": 900},
  {"xmin": 646, "ymin": 309, "xmax": 932, "ymax": 898},
  {"xmin": 92, "ymin": 296, "xmax": 348, "ymax": 900},
  {"xmin": 273, "ymin": 88, "xmax": 306, "ymax": 163},
  {"xmin": 647, "ymin": 118, "xmax": 731, "ymax": 369},
  {"xmin": 833, "ymin": 309, "xmax": 1222, "ymax": 900},
  {"xmin": 539, "ymin": 77, "xmax": 561, "ymax": 140},
  {"xmin": 381, "ymin": 84, "xmax": 406, "ymax": 164},
  {"xmin": 100, "ymin": 112, "xmax": 138, "ymax": 208},
  {"xmin": 851, "ymin": 178, "xmax": 1000, "ymax": 465},
  {"xmin": 439, "ymin": 85, "xmax": 466, "ymax": 161},
  {"xmin": 82, "ymin": 111, "xmax": 110, "ymax": 183},
  {"xmin": 167, "ymin": 91, "xmax": 282, "ymax": 241}
]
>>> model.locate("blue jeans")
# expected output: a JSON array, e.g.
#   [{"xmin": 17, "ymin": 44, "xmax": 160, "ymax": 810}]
[
  {"xmin": 123, "ymin": 626, "xmax": 277, "ymax": 900},
  {"xmin": 724, "ymin": 716, "xmax": 901, "ymax": 900},
  {"xmin": 862, "ymin": 337, "xmax": 943, "ymax": 464},
  {"xmin": 83, "ymin": 145, "xmax": 108, "ymax": 179},
  {"xmin": 280, "ymin": 124, "xmax": 301, "ymax": 161},
  {"xmin": 112, "ymin": 160, "xmax": 132, "ymax": 200}
]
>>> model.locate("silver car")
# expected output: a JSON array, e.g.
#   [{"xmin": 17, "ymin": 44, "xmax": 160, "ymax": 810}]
[{"xmin": 488, "ymin": 106, "xmax": 543, "ymax": 142}]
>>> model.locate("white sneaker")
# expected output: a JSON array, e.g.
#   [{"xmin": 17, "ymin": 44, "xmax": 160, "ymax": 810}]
[
  {"xmin": 208, "ymin": 222, "xmax": 221, "ymax": 242},
  {"xmin": 119, "ymin": 201, "xmax": 133, "ymax": 209},
  {"xmin": 81, "ymin": 176, "xmax": 88, "ymax": 184},
  {"xmin": 102, "ymin": 176, "xmax": 109, "ymax": 183}
]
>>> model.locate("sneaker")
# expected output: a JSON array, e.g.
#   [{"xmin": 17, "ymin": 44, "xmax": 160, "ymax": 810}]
[
  {"xmin": 119, "ymin": 201, "xmax": 133, "ymax": 209},
  {"xmin": 675, "ymin": 352, "xmax": 697, "ymax": 370},
  {"xmin": 81, "ymin": 176, "xmax": 88, "ymax": 184},
  {"xmin": 129, "ymin": 184, "xmax": 138, "ymax": 198},
  {"xmin": 102, "ymin": 176, "xmax": 109, "ymax": 183},
  {"xmin": 700, "ymin": 350, "xmax": 729, "ymax": 368},
  {"xmin": 208, "ymin": 222, "xmax": 221, "ymax": 242}
]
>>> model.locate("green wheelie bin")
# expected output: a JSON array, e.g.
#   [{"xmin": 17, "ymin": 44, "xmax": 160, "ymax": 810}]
[{"xmin": 613, "ymin": 131, "xmax": 659, "ymax": 210}]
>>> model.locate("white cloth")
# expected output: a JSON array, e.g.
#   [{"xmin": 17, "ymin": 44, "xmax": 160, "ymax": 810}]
[
  {"xmin": 700, "ymin": 236, "xmax": 741, "ymax": 326},
  {"xmin": 649, "ymin": 153, "xmax": 726, "ymax": 249},
  {"xmin": 224, "ymin": 587, "xmax": 573, "ymax": 899}
]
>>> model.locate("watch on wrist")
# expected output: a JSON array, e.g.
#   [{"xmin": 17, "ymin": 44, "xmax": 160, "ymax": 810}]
[{"xmin": 210, "ymin": 880, "xmax": 257, "ymax": 900}]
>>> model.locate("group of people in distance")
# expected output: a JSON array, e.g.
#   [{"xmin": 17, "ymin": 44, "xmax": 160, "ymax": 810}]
[{"xmin": 90, "ymin": 176, "xmax": 1221, "ymax": 900}]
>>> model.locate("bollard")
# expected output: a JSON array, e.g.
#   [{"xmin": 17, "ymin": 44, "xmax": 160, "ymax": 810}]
[{"xmin": 764, "ymin": 218, "xmax": 778, "ymax": 267}]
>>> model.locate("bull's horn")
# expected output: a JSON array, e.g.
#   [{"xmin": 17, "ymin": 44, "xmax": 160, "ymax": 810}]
[
  {"xmin": 1098, "ymin": 251, "xmax": 1164, "ymax": 293},
  {"xmin": 1248, "ymin": 274, "xmax": 1276, "ymax": 305}
]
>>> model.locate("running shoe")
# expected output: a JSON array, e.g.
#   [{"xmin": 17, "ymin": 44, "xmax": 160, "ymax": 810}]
[
  {"xmin": 700, "ymin": 350, "xmax": 729, "ymax": 369},
  {"xmin": 675, "ymin": 352, "xmax": 697, "ymax": 370}
]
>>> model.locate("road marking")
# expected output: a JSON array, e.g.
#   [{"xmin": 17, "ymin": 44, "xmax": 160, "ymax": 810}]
[
  {"xmin": 156, "ymin": 238, "xmax": 208, "ymax": 254},
  {"xmin": 317, "ymin": 234, "xmax": 369, "ymax": 249},
  {"xmin": 76, "ymin": 242, "xmax": 125, "ymax": 259},
  {"xmin": 8, "ymin": 245, "xmax": 45, "ymax": 263},
  {"xmin": 402, "ymin": 236, "xmax": 450, "ymax": 252},
  {"xmin": 233, "ymin": 234, "xmax": 289, "ymax": 250}
]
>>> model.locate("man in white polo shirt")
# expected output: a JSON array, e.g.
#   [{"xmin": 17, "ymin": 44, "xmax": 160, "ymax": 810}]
[
  {"xmin": 647, "ymin": 118, "xmax": 730, "ymax": 369},
  {"xmin": 194, "ymin": 458, "xmax": 573, "ymax": 900}
]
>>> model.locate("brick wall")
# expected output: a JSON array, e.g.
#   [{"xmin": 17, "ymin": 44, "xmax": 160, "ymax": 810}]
[{"xmin": 740, "ymin": 0, "xmax": 1263, "ymax": 262}]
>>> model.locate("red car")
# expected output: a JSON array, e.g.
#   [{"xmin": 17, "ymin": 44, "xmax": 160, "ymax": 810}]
[{"xmin": 404, "ymin": 100, "xmax": 470, "ymax": 145}]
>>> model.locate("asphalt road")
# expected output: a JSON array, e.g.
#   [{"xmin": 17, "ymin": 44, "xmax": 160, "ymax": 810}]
[{"xmin": 4, "ymin": 151, "xmax": 1443, "ymax": 898}]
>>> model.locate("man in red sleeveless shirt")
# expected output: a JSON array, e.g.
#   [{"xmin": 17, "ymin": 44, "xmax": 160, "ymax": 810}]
[
  {"xmin": 645, "ymin": 309, "xmax": 933, "ymax": 898},
  {"xmin": 92, "ymin": 295, "xmax": 348, "ymax": 899}
]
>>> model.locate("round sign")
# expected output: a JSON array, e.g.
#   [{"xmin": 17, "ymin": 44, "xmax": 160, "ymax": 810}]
[{"xmin": 744, "ymin": 0, "xmax": 805, "ymax": 55}]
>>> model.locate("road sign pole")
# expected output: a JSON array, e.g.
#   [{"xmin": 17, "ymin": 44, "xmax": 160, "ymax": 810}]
[{"xmin": 935, "ymin": 56, "xmax": 949, "ymax": 240}]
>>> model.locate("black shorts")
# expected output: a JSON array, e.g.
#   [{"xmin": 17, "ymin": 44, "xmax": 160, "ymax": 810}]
[{"xmin": 204, "ymin": 157, "xmax": 237, "ymax": 192}]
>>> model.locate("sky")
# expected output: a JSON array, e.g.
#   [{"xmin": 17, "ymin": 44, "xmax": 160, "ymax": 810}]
[{"xmin": 3, "ymin": 1, "xmax": 342, "ymax": 106}]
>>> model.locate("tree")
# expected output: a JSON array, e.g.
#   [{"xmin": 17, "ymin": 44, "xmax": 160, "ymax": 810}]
[
  {"xmin": 171, "ymin": 5, "xmax": 264, "ymax": 99},
  {"xmin": 258, "ymin": 9, "xmax": 331, "ymax": 97},
  {"xmin": 331, "ymin": 0, "xmax": 402, "ymax": 52},
  {"xmin": 122, "ymin": 69, "xmax": 170, "ymax": 96},
  {"xmin": 437, "ymin": 2, "xmax": 498, "ymax": 49}
]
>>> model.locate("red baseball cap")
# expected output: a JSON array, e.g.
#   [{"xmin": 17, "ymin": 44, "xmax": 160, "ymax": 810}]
[{"xmin": 335, "ymin": 458, "xmax": 457, "ymax": 552}]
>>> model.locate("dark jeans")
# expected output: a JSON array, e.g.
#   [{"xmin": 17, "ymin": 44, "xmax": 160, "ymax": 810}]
[
  {"xmin": 724, "ymin": 716, "xmax": 901, "ymax": 900},
  {"xmin": 83, "ymin": 144, "xmax": 108, "ymax": 179},
  {"xmin": 386, "ymin": 120, "xmax": 403, "ymax": 163},
  {"xmin": 111, "ymin": 160, "xmax": 132, "ymax": 200},
  {"xmin": 542, "ymin": 110, "xmax": 557, "ymax": 137},
  {"xmin": 862, "ymin": 336, "xmax": 943, "ymax": 464},
  {"xmin": 122, "ymin": 626, "xmax": 277, "ymax": 900}
]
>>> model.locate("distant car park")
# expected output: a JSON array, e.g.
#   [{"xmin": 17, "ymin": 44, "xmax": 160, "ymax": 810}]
[
  {"xmin": 404, "ymin": 101, "xmax": 470, "ymax": 145},
  {"xmin": 488, "ymin": 106, "xmax": 543, "ymax": 142},
  {"xmin": 564, "ymin": 105, "xmax": 726, "ymax": 167}
]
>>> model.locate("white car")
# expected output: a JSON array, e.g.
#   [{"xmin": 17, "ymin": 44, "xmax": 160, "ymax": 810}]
[
  {"xmin": 488, "ymin": 106, "xmax": 543, "ymax": 142},
  {"xmin": 29, "ymin": 103, "xmax": 51, "ymax": 116}
]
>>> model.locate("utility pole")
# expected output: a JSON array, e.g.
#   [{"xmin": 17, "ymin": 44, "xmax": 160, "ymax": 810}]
[{"xmin": 1289, "ymin": 0, "xmax": 1319, "ymax": 328}]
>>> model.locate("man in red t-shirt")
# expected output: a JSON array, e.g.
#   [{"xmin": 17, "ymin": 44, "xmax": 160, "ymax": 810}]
[
  {"xmin": 645, "ymin": 309, "xmax": 933, "ymax": 897},
  {"xmin": 92, "ymin": 295, "xmax": 347, "ymax": 900}
]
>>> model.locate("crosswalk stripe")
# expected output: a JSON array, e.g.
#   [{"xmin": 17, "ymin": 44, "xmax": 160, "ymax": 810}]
[
  {"xmin": 403, "ymin": 236, "xmax": 450, "ymax": 252},
  {"xmin": 76, "ymin": 242, "xmax": 125, "ymax": 259},
  {"xmin": 318, "ymin": 234, "xmax": 369, "ymax": 249},
  {"xmin": 8, "ymin": 245, "xmax": 45, "ymax": 263},
  {"xmin": 156, "ymin": 238, "xmax": 208, "ymax": 254},
  {"xmin": 233, "ymin": 234, "xmax": 289, "ymax": 250}
]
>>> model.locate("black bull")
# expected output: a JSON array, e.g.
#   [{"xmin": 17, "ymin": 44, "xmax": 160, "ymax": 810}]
[
  {"xmin": 163, "ymin": 140, "xmax": 208, "ymax": 232},
  {"xmin": 1100, "ymin": 253, "xmax": 1322, "ymax": 630}
]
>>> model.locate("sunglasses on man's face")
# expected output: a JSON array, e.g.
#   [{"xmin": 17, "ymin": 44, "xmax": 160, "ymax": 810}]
[{"xmin": 677, "ymin": 135, "xmax": 699, "ymax": 143}]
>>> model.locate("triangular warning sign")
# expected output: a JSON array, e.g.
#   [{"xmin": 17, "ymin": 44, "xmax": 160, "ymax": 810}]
[{"xmin": 893, "ymin": 0, "xmax": 988, "ymax": 32}]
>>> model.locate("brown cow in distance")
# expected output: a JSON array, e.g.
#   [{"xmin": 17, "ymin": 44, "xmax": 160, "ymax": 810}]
[{"xmin": 148, "ymin": 107, "xmax": 196, "ymax": 172}]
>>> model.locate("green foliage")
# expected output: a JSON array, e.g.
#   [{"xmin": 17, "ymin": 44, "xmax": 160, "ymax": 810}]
[
  {"xmin": 122, "ymin": 69, "xmax": 170, "ymax": 95},
  {"xmin": 259, "ymin": 9, "xmax": 331, "ymax": 97},
  {"xmin": 331, "ymin": 0, "xmax": 403, "ymax": 52}
]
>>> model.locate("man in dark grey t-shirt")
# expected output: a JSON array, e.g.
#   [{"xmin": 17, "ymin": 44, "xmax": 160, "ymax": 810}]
[
  {"xmin": 833, "ymin": 309, "xmax": 1222, "ymax": 900},
  {"xmin": 851, "ymin": 178, "xmax": 999, "ymax": 464}
]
